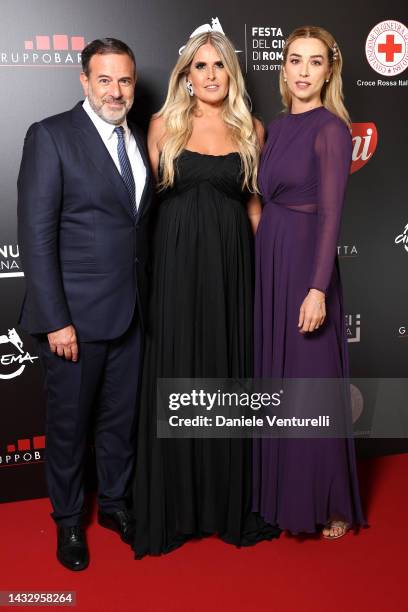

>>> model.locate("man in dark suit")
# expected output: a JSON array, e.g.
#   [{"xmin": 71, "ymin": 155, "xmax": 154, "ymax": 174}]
[{"xmin": 17, "ymin": 38, "xmax": 153, "ymax": 571}]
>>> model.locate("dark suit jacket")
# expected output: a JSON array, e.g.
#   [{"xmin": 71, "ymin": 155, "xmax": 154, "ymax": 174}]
[{"xmin": 17, "ymin": 101, "xmax": 154, "ymax": 341}]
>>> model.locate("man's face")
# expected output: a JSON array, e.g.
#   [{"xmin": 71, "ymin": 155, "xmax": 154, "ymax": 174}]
[{"xmin": 80, "ymin": 52, "xmax": 136, "ymax": 125}]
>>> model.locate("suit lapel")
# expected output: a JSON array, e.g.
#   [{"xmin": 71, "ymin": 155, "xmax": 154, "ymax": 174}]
[{"xmin": 71, "ymin": 102, "xmax": 135, "ymax": 220}]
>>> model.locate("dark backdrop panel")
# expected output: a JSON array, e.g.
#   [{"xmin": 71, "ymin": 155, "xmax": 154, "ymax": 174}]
[{"xmin": 0, "ymin": 0, "xmax": 406, "ymax": 502}]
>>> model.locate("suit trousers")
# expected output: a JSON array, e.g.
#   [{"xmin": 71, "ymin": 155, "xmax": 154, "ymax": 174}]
[{"xmin": 37, "ymin": 317, "xmax": 141, "ymax": 527}]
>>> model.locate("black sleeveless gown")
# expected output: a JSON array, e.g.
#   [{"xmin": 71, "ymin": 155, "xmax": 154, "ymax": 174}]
[{"xmin": 131, "ymin": 150, "xmax": 280, "ymax": 558}]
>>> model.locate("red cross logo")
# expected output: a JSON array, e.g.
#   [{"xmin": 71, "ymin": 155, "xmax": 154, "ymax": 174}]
[{"xmin": 377, "ymin": 34, "xmax": 402, "ymax": 62}]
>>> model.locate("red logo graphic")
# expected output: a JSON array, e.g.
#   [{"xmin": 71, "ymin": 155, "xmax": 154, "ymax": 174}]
[
  {"xmin": 365, "ymin": 20, "xmax": 408, "ymax": 76},
  {"xmin": 0, "ymin": 435, "xmax": 45, "ymax": 467},
  {"xmin": 24, "ymin": 35, "xmax": 85, "ymax": 52},
  {"xmin": 378, "ymin": 34, "xmax": 402, "ymax": 62},
  {"xmin": 0, "ymin": 34, "xmax": 86, "ymax": 67},
  {"xmin": 6, "ymin": 436, "xmax": 45, "ymax": 453},
  {"xmin": 350, "ymin": 123, "xmax": 378, "ymax": 174}
]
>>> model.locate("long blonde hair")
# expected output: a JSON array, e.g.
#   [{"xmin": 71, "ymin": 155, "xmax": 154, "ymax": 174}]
[
  {"xmin": 279, "ymin": 26, "xmax": 351, "ymax": 127},
  {"xmin": 157, "ymin": 31, "xmax": 259, "ymax": 192}
]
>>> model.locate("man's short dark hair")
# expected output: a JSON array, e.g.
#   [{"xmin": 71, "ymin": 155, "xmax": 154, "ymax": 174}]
[{"xmin": 81, "ymin": 38, "xmax": 136, "ymax": 76}]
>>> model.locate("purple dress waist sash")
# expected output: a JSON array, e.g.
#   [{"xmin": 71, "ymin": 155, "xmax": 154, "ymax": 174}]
[{"xmin": 263, "ymin": 200, "xmax": 318, "ymax": 214}]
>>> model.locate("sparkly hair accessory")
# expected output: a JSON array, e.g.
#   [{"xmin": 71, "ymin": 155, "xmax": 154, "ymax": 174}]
[{"xmin": 332, "ymin": 43, "xmax": 339, "ymax": 61}]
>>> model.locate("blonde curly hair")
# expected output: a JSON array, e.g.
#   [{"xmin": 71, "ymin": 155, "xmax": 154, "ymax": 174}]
[{"xmin": 157, "ymin": 31, "xmax": 260, "ymax": 192}]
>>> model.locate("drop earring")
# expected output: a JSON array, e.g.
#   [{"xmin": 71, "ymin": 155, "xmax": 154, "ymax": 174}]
[{"xmin": 186, "ymin": 80, "xmax": 194, "ymax": 97}]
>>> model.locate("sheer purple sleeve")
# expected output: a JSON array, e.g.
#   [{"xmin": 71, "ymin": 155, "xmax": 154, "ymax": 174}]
[{"xmin": 309, "ymin": 118, "xmax": 352, "ymax": 294}]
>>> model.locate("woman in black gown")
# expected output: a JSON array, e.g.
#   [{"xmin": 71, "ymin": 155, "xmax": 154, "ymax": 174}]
[{"xmin": 131, "ymin": 31, "xmax": 280, "ymax": 558}]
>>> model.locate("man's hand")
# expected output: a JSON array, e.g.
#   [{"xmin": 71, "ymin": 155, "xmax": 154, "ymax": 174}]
[{"xmin": 47, "ymin": 325, "xmax": 78, "ymax": 362}]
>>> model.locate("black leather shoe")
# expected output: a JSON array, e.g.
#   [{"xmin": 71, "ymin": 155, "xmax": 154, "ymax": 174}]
[
  {"xmin": 57, "ymin": 526, "xmax": 89, "ymax": 571},
  {"xmin": 98, "ymin": 509, "xmax": 135, "ymax": 544}
]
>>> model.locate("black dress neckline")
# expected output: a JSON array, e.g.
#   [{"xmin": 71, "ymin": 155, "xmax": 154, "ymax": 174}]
[{"xmin": 183, "ymin": 148, "xmax": 240, "ymax": 158}]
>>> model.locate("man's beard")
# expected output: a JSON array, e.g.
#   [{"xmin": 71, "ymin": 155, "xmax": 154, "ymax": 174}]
[{"xmin": 88, "ymin": 89, "xmax": 133, "ymax": 125}]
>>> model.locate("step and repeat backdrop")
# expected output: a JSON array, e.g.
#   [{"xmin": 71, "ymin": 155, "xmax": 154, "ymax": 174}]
[{"xmin": 0, "ymin": 0, "xmax": 407, "ymax": 502}]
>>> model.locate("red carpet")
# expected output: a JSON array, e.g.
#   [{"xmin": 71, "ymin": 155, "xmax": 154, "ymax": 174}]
[{"xmin": 0, "ymin": 453, "xmax": 406, "ymax": 611}]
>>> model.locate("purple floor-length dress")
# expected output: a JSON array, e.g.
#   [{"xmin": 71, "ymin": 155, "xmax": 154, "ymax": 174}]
[{"xmin": 253, "ymin": 106, "xmax": 366, "ymax": 533}]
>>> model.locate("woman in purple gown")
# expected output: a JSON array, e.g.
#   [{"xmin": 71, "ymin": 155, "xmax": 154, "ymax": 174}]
[{"xmin": 253, "ymin": 26, "xmax": 366, "ymax": 538}]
